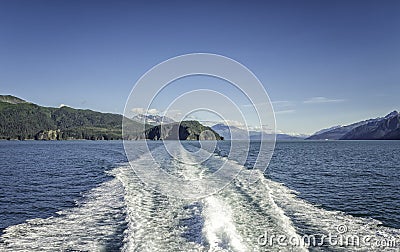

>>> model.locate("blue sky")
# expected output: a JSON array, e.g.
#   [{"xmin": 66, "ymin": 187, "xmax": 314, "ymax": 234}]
[{"xmin": 1, "ymin": 0, "xmax": 399, "ymax": 134}]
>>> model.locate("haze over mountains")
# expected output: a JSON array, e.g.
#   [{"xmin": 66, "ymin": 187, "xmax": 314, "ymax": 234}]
[
  {"xmin": 210, "ymin": 123, "xmax": 307, "ymax": 140},
  {"xmin": 1, "ymin": 95, "xmax": 399, "ymax": 141},
  {"xmin": 308, "ymin": 111, "xmax": 400, "ymax": 140},
  {"xmin": 131, "ymin": 114, "xmax": 305, "ymax": 140}
]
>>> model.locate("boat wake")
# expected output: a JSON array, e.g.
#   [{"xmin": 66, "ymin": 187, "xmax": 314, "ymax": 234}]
[{"xmin": 1, "ymin": 143, "xmax": 399, "ymax": 251}]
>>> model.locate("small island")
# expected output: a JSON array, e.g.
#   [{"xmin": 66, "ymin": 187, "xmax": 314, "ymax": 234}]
[{"xmin": 126, "ymin": 121, "xmax": 222, "ymax": 141}]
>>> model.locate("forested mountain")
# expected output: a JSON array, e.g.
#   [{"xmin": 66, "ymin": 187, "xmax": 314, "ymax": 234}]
[
  {"xmin": 0, "ymin": 95, "xmax": 222, "ymax": 141},
  {"xmin": 0, "ymin": 95, "xmax": 142, "ymax": 140},
  {"xmin": 0, "ymin": 95, "xmax": 27, "ymax": 104},
  {"xmin": 137, "ymin": 121, "xmax": 223, "ymax": 140}
]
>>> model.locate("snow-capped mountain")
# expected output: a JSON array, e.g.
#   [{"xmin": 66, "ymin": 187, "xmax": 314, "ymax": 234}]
[
  {"xmin": 211, "ymin": 123, "xmax": 307, "ymax": 140},
  {"xmin": 341, "ymin": 111, "xmax": 399, "ymax": 140},
  {"xmin": 308, "ymin": 111, "xmax": 400, "ymax": 140},
  {"xmin": 312, "ymin": 125, "xmax": 343, "ymax": 136},
  {"xmin": 210, "ymin": 123, "xmax": 250, "ymax": 140},
  {"xmin": 132, "ymin": 114, "xmax": 175, "ymax": 126}
]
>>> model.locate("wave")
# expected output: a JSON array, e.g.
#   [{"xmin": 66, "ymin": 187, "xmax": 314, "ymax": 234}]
[
  {"xmin": 0, "ymin": 175, "xmax": 127, "ymax": 251},
  {"xmin": 1, "ymin": 142, "xmax": 399, "ymax": 251},
  {"xmin": 263, "ymin": 177, "xmax": 400, "ymax": 251}
]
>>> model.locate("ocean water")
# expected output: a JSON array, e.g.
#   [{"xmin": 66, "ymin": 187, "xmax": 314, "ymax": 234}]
[{"xmin": 0, "ymin": 140, "xmax": 399, "ymax": 251}]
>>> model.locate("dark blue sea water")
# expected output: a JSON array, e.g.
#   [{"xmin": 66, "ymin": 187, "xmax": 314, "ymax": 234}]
[
  {"xmin": 0, "ymin": 140, "xmax": 399, "ymax": 251},
  {"xmin": 268, "ymin": 141, "xmax": 400, "ymax": 230},
  {"xmin": 0, "ymin": 141, "xmax": 126, "ymax": 230}
]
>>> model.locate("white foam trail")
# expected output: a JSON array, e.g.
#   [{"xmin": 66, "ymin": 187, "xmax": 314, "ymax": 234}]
[
  {"xmin": 172, "ymin": 144, "xmax": 305, "ymax": 251},
  {"xmin": 264, "ymin": 178, "xmax": 400, "ymax": 250},
  {"xmin": 112, "ymin": 166, "xmax": 205, "ymax": 251},
  {"xmin": 213, "ymin": 169, "xmax": 308, "ymax": 251},
  {"xmin": 0, "ymin": 177, "xmax": 126, "ymax": 251},
  {"xmin": 203, "ymin": 196, "xmax": 247, "ymax": 252},
  {"xmin": 117, "ymin": 143, "xmax": 258, "ymax": 251},
  {"xmin": 2, "ymin": 142, "xmax": 399, "ymax": 251},
  {"xmin": 1, "ymin": 144, "xmax": 302, "ymax": 252},
  {"xmin": 175, "ymin": 144, "xmax": 248, "ymax": 251}
]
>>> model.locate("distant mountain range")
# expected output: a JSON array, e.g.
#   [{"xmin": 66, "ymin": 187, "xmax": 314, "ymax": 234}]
[
  {"xmin": 0, "ymin": 95, "xmax": 222, "ymax": 141},
  {"xmin": 211, "ymin": 124, "xmax": 250, "ymax": 140},
  {"xmin": 312, "ymin": 125, "xmax": 343, "ymax": 136},
  {"xmin": 2, "ymin": 95, "xmax": 398, "ymax": 141},
  {"xmin": 211, "ymin": 123, "xmax": 307, "ymax": 141},
  {"xmin": 308, "ymin": 111, "xmax": 400, "ymax": 140}
]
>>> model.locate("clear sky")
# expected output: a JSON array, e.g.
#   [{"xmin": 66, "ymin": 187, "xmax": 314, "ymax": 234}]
[{"xmin": 1, "ymin": 0, "xmax": 399, "ymax": 134}]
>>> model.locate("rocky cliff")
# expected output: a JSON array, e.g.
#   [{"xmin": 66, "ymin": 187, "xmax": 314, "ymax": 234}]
[
  {"xmin": 308, "ymin": 111, "xmax": 400, "ymax": 140},
  {"xmin": 143, "ymin": 121, "xmax": 223, "ymax": 140},
  {"xmin": 341, "ymin": 111, "xmax": 400, "ymax": 140}
]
